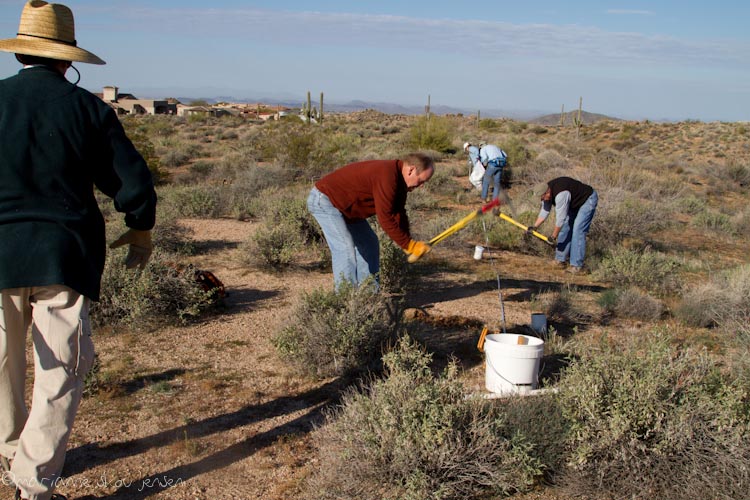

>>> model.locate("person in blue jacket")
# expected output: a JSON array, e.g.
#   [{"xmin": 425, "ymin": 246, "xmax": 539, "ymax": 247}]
[
  {"xmin": 463, "ymin": 142, "xmax": 508, "ymax": 201},
  {"xmin": 0, "ymin": 2, "xmax": 157, "ymax": 499}
]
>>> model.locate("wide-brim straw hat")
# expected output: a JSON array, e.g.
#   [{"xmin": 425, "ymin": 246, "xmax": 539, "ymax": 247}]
[{"xmin": 0, "ymin": 1, "xmax": 105, "ymax": 65}]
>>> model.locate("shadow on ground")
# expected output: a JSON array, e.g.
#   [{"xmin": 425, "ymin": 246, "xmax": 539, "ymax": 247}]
[{"xmin": 67, "ymin": 378, "xmax": 348, "ymax": 499}]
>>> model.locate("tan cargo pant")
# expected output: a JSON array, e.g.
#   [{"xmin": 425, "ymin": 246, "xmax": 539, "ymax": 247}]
[{"xmin": 0, "ymin": 285, "xmax": 95, "ymax": 500}]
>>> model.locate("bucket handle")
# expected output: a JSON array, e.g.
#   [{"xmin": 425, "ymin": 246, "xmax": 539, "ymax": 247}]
[{"xmin": 477, "ymin": 326, "xmax": 489, "ymax": 352}]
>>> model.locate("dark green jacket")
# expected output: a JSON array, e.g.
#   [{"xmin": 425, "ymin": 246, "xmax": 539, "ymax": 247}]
[{"xmin": 0, "ymin": 66, "xmax": 157, "ymax": 300}]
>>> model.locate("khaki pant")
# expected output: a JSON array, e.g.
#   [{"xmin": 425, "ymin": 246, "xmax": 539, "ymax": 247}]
[{"xmin": 0, "ymin": 286, "xmax": 95, "ymax": 500}]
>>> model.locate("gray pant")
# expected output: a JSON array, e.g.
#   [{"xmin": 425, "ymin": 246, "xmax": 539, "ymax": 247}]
[{"xmin": 0, "ymin": 285, "xmax": 95, "ymax": 500}]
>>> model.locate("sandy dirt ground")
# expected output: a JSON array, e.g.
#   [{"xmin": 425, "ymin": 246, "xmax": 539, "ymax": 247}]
[{"xmin": 6, "ymin": 216, "xmax": 601, "ymax": 500}]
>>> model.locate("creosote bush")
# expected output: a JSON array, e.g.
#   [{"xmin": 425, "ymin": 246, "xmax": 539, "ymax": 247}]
[
  {"xmin": 597, "ymin": 287, "xmax": 664, "ymax": 321},
  {"xmin": 595, "ymin": 246, "xmax": 681, "ymax": 294},
  {"xmin": 273, "ymin": 281, "xmax": 401, "ymax": 378},
  {"xmin": 307, "ymin": 336, "xmax": 545, "ymax": 500},
  {"xmin": 91, "ymin": 249, "xmax": 215, "ymax": 328},
  {"xmin": 557, "ymin": 333, "xmax": 750, "ymax": 500},
  {"xmin": 677, "ymin": 264, "xmax": 750, "ymax": 341},
  {"xmin": 243, "ymin": 196, "xmax": 326, "ymax": 270},
  {"xmin": 406, "ymin": 115, "xmax": 454, "ymax": 153}
]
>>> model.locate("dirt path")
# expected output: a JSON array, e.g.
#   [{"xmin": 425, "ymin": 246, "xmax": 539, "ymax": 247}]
[{"xmin": 42, "ymin": 217, "xmax": 596, "ymax": 500}]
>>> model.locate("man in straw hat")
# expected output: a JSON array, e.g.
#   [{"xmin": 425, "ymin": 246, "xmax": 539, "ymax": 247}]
[{"xmin": 0, "ymin": 2, "xmax": 157, "ymax": 499}]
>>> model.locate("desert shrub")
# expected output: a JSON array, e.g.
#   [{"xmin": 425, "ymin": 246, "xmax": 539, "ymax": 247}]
[
  {"xmin": 405, "ymin": 185, "xmax": 439, "ymax": 210},
  {"xmin": 597, "ymin": 287, "xmax": 663, "ymax": 321},
  {"xmin": 160, "ymin": 185, "xmax": 221, "ymax": 218},
  {"xmin": 675, "ymin": 194, "xmax": 707, "ymax": 215},
  {"xmin": 501, "ymin": 135, "xmax": 533, "ymax": 168},
  {"xmin": 478, "ymin": 118, "xmax": 503, "ymax": 131},
  {"xmin": 587, "ymin": 194, "xmax": 668, "ymax": 256},
  {"xmin": 378, "ymin": 232, "xmax": 409, "ymax": 294},
  {"xmin": 691, "ymin": 209, "xmax": 734, "ymax": 234},
  {"xmin": 247, "ymin": 225, "xmax": 300, "ymax": 270},
  {"xmin": 188, "ymin": 160, "xmax": 215, "ymax": 178},
  {"xmin": 716, "ymin": 160, "xmax": 750, "ymax": 187},
  {"xmin": 120, "ymin": 121, "xmax": 166, "ymax": 184},
  {"xmin": 406, "ymin": 115, "xmax": 454, "ymax": 153},
  {"xmin": 308, "ymin": 131, "xmax": 363, "ymax": 177},
  {"xmin": 307, "ymin": 337, "xmax": 545, "ymax": 499},
  {"xmin": 91, "ymin": 249, "xmax": 215, "ymax": 328},
  {"xmin": 595, "ymin": 246, "xmax": 681, "ymax": 294},
  {"xmin": 243, "ymin": 197, "xmax": 325, "ymax": 270},
  {"xmin": 535, "ymin": 285, "xmax": 594, "ymax": 325},
  {"xmin": 677, "ymin": 265, "xmax": 750, "ymax": 341},
  {"xmin": 422, "ymin": 162, "xmax": 460, "ymax": 197},
  {"xmin": 273, "ymin": 282, "xmax": 401, "ymax": 378},
  {"xmin": 151, "ymin": 208, "xmax": 195, "ymax": 255},
  {"xmin": 557, "ymin": 333, "xmax": 750, "ymax": 500},
  {"xmin": 160, "ymin": 142, "xmax": 201, "ymax": 168}
]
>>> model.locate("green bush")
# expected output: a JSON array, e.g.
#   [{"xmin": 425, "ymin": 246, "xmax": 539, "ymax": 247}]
[
  {"xmin": 677, "ymin": 264, "xmax": 750, "ymax": 341},
  {"xmin": 273, "ymin": 282, "xmax": 401, "ymax": 378},
  {"xmin": 161, "ymin": 185, "xmax": 221, "ymax": 218},
  {"xmin": 557, "ymin": 333, "xmax": 750, "ymax": 500},
  {"xmin": 691, "ymin": 209, "xmax": 734, "ymax": 234},
  {"xmin": 307, "ymin": 337, "xmax": 545, "ymax": 499},
  {"xmin": 247, "ymin": 225, "xmax": 300, "ymax": 270},
  {"xmin": 597, "ymin": 287, "xmax": 663, "ymax": 321},
  {"xmin": 120, "ymin": 121, "xmax": 166, "ymax": 184},
  {"xmin": 378, "ymin": 233, "xmax": 409, "ymax": 294},
  {"xmin": 406, "ymin": 115, "xmax": 454, "ymax": 153},
  {"xmin": 91, "ymin": 249, "xmax": 215, "ymax": 328},
  {"xmin": 588, "ymin": 196, "xmax": 668, "ymax": 256},
  {"xmin": 242, "ymin": 196, "xmax": 326, "ymax": 270},
  {"xmin": 595, "ymin": 247, "xmax": 681, "ymax": 294}
]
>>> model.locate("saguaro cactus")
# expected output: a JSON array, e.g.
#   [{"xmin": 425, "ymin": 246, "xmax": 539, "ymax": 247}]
[
  {"xmin": 306, "ymin": 91, "xmax": 312, "ymax": 124},
  {"xmin": 560, "ymin": 104, "xmax": 565, "ymax": 126},
  {"xmin": 319, "ymin": 92, "xmax": 324, "ymax": 123},
  {"xmin": 573, "ymin": 97, "xmax": 583, "ymax": 139}
]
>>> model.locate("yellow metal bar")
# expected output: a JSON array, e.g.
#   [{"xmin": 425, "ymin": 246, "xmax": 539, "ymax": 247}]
[
  {"xmin": 497, "ymin": 213, "xmax": 554, "ymax": 245},
  {"xmin": 428, "ymin": 210, "xmax": 480, "ymax": 245}
]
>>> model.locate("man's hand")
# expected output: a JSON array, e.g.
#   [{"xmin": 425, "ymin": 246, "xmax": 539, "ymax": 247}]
[
  {"xmin": 525, "ymin": 226, "xmax": 535, "ymax": 237},
  {"xmin": 405, "ymin": 240, "xmax": 432, "ymax": 263},
  {"xmin": 110, "ymin": 229, "xmax": 153, "ymax": 270}
]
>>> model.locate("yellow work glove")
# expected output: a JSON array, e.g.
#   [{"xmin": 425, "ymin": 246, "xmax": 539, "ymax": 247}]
[
  {"xmin": 109, "ymin": 228, "xmax": 153, "ymax": 270},
  {"xmin": 405, "ymin": 239, "xmax": 432, "ymax": 263}
]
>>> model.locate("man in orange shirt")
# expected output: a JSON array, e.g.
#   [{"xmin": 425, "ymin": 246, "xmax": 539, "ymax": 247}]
[{"xmin": 307, "ymin": 153, "xmax": 434, "ymax": 288}]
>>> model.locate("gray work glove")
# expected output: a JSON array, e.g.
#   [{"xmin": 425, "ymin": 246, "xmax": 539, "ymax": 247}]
[{"xmin": 110, "ymin": 229, "xmax": 153, "ymax": 270}]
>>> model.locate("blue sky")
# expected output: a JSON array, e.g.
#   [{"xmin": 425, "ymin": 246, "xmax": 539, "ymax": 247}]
[{"xmin": 1, "ymin": 0, "xmax": 748, "ymax": 121}]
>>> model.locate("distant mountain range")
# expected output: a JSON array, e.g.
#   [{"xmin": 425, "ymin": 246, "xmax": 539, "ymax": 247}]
[{"xmin": 530, "ymin": 110, "xmax": 623, "ymax": 125}]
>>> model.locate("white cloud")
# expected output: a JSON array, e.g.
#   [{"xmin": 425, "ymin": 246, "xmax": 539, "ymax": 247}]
[
  {"xmin": 82, "ymin": 7, "xmax": 749, "ymax": 69},
  {"xmin": 607, "ymin": 9, "xmax": 655, "ymax": 15}
]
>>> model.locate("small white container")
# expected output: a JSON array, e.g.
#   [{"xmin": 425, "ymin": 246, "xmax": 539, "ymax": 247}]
[{"xmin": 473, "ymin": 245, "xmax": 485, "ymax": 260}]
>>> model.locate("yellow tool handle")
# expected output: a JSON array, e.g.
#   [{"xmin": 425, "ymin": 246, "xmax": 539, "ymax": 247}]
[
  {"xmin": 497, "ymin": 213, "xmax": 554, "ymax": 245},
  {"xmin": 477, "ymin": 326, "xmax": 489, "ymax": 352},
  {"xmin": 428, "ymin": 211, "xmax": 479, "ymax": 246}
]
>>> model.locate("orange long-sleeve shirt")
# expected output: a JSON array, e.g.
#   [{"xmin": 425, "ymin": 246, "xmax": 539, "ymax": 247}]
[{"xmin": 315, "ymin": 159, "xmax": 411, "ymax": 249}]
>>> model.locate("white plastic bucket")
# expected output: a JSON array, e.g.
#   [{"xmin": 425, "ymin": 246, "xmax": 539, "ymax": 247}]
[
  {"xmin": 484, "ymin": 334, "xmax": 544, "ymax": 395},
  {"xmin": 473, "ymin": 245, "xmax": 485, "ymax": 260},
  {"xmin": 530, "ymin": 313, "xmax": 547, "ymax": 334}
]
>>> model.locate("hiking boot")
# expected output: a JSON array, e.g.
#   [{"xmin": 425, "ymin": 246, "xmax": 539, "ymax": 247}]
[
  {"xmin": 552, "ymin": 260, "xmax": 567, "ymax": 269},
  {"xmin": 567, "ymin": 266, "xmax": 588, "ymax": 275}
]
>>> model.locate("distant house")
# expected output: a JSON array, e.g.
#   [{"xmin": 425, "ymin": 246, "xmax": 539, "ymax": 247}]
[
  {"xmin": 176, "ymin": 104, "xmax": 234, "ymax": 118},
  {"xmin": 97, "ymin": 86, "xmax": 176, "ymax": 115}
]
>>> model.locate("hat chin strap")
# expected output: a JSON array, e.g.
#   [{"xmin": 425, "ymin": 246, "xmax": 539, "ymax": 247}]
[{"xmin": 67, "ymin": 63, "xmax": 80, "ymax": 85}]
